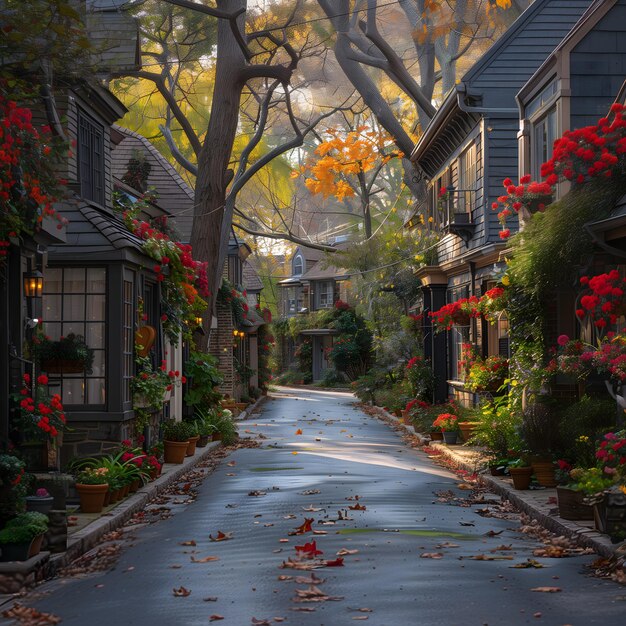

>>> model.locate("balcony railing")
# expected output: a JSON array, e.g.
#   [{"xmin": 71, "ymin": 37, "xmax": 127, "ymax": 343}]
[{"xmin": 439, "ymin": 186, "xmax": 476, "ymax": 243}]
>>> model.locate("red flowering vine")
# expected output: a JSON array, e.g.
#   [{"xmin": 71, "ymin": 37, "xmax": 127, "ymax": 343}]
[
  {"xmin": 0, "ymin": 94, "xmax": 68, "ymax": 261},
  {"xmin": 15, "ymin": 372, "xmax": 66, "ymax": 442}
]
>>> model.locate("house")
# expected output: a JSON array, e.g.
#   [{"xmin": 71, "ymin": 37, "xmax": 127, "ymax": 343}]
[
  {"xmin": 277, "ymin": 245, "xmax": 351, "ymax": 382},
  {"xmin": 408, "ymin": 0, "xmax": 595, "ymax": 403}
]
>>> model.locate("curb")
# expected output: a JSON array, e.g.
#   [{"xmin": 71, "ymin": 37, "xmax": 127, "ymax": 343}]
[
  {"xmin": 237, "ymin": 394, "xmax": 269, "ymax": 421},
  {"xmin": 47, "ymin": 440, "xmax": 222, "ymax": 576},
  {"xmin": 371, "ymin": 404, "xmax": 622, "ymax": 559}
]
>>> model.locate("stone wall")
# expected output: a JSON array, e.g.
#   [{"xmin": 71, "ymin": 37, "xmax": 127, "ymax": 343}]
[{"xmin": 209, "ymin": 299, "xmax": 235, "ymax": 398}]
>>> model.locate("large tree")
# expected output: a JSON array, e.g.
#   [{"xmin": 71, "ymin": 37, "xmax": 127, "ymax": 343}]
[{"xmin": 116, "ymin": 0, "xmax": 350, "ymax": 336}]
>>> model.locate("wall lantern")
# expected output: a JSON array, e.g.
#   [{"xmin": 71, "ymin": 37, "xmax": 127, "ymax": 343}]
[
  {"xmin": 194, "ymin": 316, "xmax": 203, "ymax": 327},
  {"xmin": 233, "ymin": 329, "xmax": 239, "ymax": 337},
  {"xmin": 24, "ymin": 270, "xmax": 44, "ymax": 298}
]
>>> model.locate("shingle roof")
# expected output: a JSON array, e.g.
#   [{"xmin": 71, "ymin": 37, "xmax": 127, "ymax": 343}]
[
  {"xmin": 243, "ymin": 262, "xmax": 264, "ymax": 292},
  {"xmin": 111, "ymin": 125, "xmax": 195, "ymax": 241},
  {"xmin": 301, "ymin": 260, "xmax": 349, "ymax": 282},
  {"xmin": 47, "ymin": 199, "xmax": 148, "ymax": 262}
]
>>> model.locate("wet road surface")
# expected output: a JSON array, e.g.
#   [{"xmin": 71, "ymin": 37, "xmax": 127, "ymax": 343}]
[{"xmin": 14, "ymin": 388, "xmax": 626, "ymax": 626}]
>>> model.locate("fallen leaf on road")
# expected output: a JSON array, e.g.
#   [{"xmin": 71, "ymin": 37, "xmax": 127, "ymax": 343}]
[
  {"xmin": 209, "ymin": 615, "xmax": 224, "ymax": 621},
  {"xmin": 336, "ymin": 548, "xmax": 359, "ymax": 556},
  {"xmin": 300, "ymin": 489, "xmax": 321, "ymax": 495},
  {"xmin": 289, "ymin": 518, "xmax": 314, "ymax": 535},
  {"xmin": 533, "ymin": 546, "xmax": 568, "ymax": 558},
  {"xmin": 173, "ymin": 586, "xmax": 191, "ymax": 597},
  {"xmin": 302, "ymin": 505, "xmax": 322, "ymax": 512},
  {"xmin": 170, "ymin": 564, "xmax": 182, "ymax": 569},
  {"xmin": 279, "ymin": 539, "xmax": 290, "ymax": 543},
  {"xmin": 294, "ymin": 585, "xmax": 344, "ymax": 602},
  {"xmin": 312, "ymin": 530, "xmax": 328, "ymax": 535},
  {"xmin": 462, "ymin": 554, "xmax": 513, "ymax": 561},
  {"xmin": 190, "ymin": 556, "xmax": 219, "ymax": 563},
  {"xmin": 531, "ymin": 587, "xmax": 562, "ymax": 593},
  {"xmin": 277, "ymin": 575, "xmax": 293, "ymax": 581},
  {"xmin": 324, "ymin": 557, "xmax": 344, "ymax": 567},
  {"xmin": 351, "ymin": 608, "xmax": 372, "ymax": 613},
  {"xmin": 274, "ymin": 618, "xmax": 285, "ymax": 623},
  {"xmin": 251, "ymin": 618, "xmax": 271, "ymax": 625},
  {"xmin": 348, "ymin": 503, "xmax": 366, "ymax": 510},
  {"xmin": 226, "ymin": 473, "xmax": 236, "ymax": 476},
  {"xmin": 227, "ymin": 461, "xmax": 236, "ymax": 466},
  {"xmin": 295, "ymin": 429, "xmax": 303, "ymax": 435},
  {"xmin": 292, "ymin": 452, "xmax": 298, "ymax": 455},
  {"xmin": 179, "ymin": 540, "xmax": 196, "ymax": 546},
  {"xmin": 295, "ymin": 573, "xmax": 325, "ymax": 584},
  {"xmin": 492, "ymin": 545, "xmax": 513, "ymax": 551},
  {"xmin": 295, "ymin": 540, "xmax": 323, "ymax": 557},
  {"xmin": 511, "ymin": 559, "xmax": 545, "ymax": 569},
  {"xmin": 209, "ymin": 531, "xmax": 233, "ymax": 542},
  {"xmin": 1, "ymin": 604, "xmax": 61, "ymax": 625},
  {"xmin": 420, "ymin": 552, "xmax": 444, "ymax": 559},
  {"xmin": 457, "ymin": 483, "xmax": 473, "ymax": 490},
  {"xmin": 203, "ymin": 597, "xmax": 218, "ymax": 602},
  {"xmin": 283, "ymin": 514, "xmax": 297, "ymax": 519},
  {"xmin": 352, "ymin": 617, "xmax": 369, "ymax": 621},
  {"xmin": 435, "ymin": 542, "xmax": 459, "ymax": 549},
  {"xmin": 291, "ymin": 607, "xmax": 316, "ymax": 612},
  {"xmin": 483, "ymin": 530, "xmax": 503, "ymax": 537},
  {"xmin": 248, "ymin": 490, "xmax": 267, "ymax": 497},
  {"xmin": 459, "ymin": 521, "xmax": 475, "ymax": 527},
  {"xmin": 280, "ymin": 558, "xmax": 318, "ymax": 570}
]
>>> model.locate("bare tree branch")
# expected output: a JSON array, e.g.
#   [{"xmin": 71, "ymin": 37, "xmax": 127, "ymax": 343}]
[{"xmin": 158, "ymin": 123, "xmax": 198, "ymax": 175}]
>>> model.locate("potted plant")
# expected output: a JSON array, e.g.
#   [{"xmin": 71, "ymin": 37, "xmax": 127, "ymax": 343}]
[
  {"xmin": 74, "ymin": 467, "xmax": 109, "ymax": 513},
  {"xmin": 25, "ymin": 487, "xmax": 54, "ymax": 515},
  {"xmin": 194, "ymin": 409, "xmax": 217, "ymax": 447},
  {"xmin": 0, "ymin": 512, "xmax": 48, "ymax": 562},
  {"xmin": 0, "ymin": 454, "xmax": 28, "ymax": 528},
  {"xmin": 31, "ymin": 332, "xmax": 94, "ymax": 374},
  {"xmin": 162, "ymin": 420, "xmax": 193, "ymax": 464},
  {"xmin": 432, "ymin": 413, "xmax": 459, "ymax": 445},
  {"xmin": 508, "ymin": 458, "xmax": 533, "ymax": 490},
  {"xmin": 131, "ymin": 355, "xmax": 171, "ymax": 410},
  {"xmin": 185, "ymin": 420, "xmax": 200, "ymax": 456},
  {"xmin": 214, "ymin": 409, "xmax": 238, "ymax": 445},
  {"xmin": 556, "ymin": 466, "xmax": 597, "ymax": 521}
]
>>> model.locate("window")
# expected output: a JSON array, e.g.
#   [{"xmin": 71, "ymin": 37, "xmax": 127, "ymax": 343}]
[
  {"xmin": 287, "ymin": 287, "xmax": 296, "ymax": 314},
  {"xmin": 458, "ymin": 142, "xmax": 477, "ymax": 213},
  {"xmin": 429, "ymin": 170, "xmax": 451, "ymax": 230},
  {"xmin": 42, "ymin": 267, "xmax": 107, "ymax": 406},
  {"xmin": 122, "ymin": 272, "xmax": 135, "ymax": 404},
  {"xmin": 78, "ymin": 111, "xmax": 105, "ymax": 205},
  {"xmin": 532, "ymin": 108, "xmax": 557, "ymax": 181},
  {"xmin": 446, "ymin": 285, "xmax": 469, "ymax": 381},
  {"xmin": 319, "ymin": 281, "xmax": 332, "ymax": 308},
  {"xmin": 293, "ymin": 255, "xmax": 303, "ymax": 276}
]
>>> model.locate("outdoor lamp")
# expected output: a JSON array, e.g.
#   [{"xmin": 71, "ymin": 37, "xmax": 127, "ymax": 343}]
[
  {"xmin": 195, "ymin": 316, "xmax": 203, "ymax": 327},
  {"xmin": 233, "ymin": 329, "xmax": 238, "ymax": 337},
  {"xmin": 24, "ymin": 270, "xmax": 44, "ymax": 298}
]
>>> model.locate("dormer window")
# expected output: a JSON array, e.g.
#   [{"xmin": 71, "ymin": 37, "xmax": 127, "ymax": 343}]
[
  {"xmin": 78, "ymin": 109, "xmax": 105, "ymax": 205},
  {"xmin": 293, "ymin": 254, "xmax": 303, "ymax": 276}
]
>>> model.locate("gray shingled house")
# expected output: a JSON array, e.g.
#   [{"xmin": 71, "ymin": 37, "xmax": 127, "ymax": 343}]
[{"xmin": 408, "ymin": 0, "xmax": 595, "ymax": 403}]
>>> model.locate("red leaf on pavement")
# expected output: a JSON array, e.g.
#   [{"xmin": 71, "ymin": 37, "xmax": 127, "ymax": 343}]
[
  {"xmin": 179, "ymin": 540, "xmax": 196, "ymax": 546},
  {"xmin": 324, "ymin": 557, "xmax": 344, "ymax": 567},
  {"xmin": 209, "ymin": 531, "xmax": 233, "ymax": 542},
  {"xmin": 209, "ymin": 615, "xmax": 224, "ymax": 621},
  {"xmin": 420, "ymin": 552, "xmax": 444, "ymax": 559},
  {"xmin": 190, "ymin": 555, "xmax": 219, "ymax": 563},
  {"xmin": 295, "ymin": 540, "xmax": 323, "ymax": 557},
  {"xmin": 348, "ymin": 503, "xmax": 366, "ymax": 510},
  {"xmin": 295, "ymin": 429, "xmax": 303, "ymax": 435}
]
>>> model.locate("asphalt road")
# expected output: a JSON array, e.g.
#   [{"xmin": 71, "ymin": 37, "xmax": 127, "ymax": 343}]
[{"xmin": 14, "ymin": 388, "xmax": 626, "ymax": 626}]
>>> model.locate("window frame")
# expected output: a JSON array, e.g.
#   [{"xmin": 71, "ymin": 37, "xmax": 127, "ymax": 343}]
[
  {"xmin": 318, "ymin": 281, "xmax": 332, "ymax": 308},
  {"xmin": 293, "ymin": 255, "xmax": 303, "ymax": 276},
  {"xmin": 77, "ymin": 109, "xmax": 105, "ymax": 206}
]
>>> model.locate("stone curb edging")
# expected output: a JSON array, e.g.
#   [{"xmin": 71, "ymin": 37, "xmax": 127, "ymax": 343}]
[
  {"xmin": 236, "ymin": 394, "xmax": 268, "ymax": 421},
  {"xmin": 370, "ymin": 404, "xmax": 622, "ymax": 559},
  {"xmin": 46, "ymin": 440, "xmax": 222, "ymax": 577}
]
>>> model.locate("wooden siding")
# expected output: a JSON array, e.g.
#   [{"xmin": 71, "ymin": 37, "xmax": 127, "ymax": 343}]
[
  {"xmin": 569, "ymin": 0, "xmax": 626, "ymax": 128},
  {"xmin": 470, "ymin": 0, "xmax": 592, "ymax": 108}
]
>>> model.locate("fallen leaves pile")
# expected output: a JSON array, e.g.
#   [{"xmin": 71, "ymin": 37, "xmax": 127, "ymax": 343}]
[{"xmin": 1, "ymin": 604, "xmax": 62, "ymax": 625}]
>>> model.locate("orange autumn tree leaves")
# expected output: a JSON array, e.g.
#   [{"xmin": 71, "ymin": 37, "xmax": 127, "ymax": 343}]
[{"xmin": 294, "ymin": 125, "xmax": 403, "ymax": 239}]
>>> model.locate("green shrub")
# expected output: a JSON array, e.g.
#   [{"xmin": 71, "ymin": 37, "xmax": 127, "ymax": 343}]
[{"xmin": 162, "ymin": 420, "xmax": 193, "ymax": 442}]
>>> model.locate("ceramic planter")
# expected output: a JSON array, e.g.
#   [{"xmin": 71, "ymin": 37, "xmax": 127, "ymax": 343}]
[
  {"xmin": 556, "ymin": 487, "xmax": 593, "ymax": 521},
  {"xmin": 442, "ymin": 431, "xmax": 458, "ymax": 445},
  {"xmin": 25, "ymin": 496, "xmax": 55, "ymax": 515},
  {"xmin": 186, "ymin": 435, "xmax": 200, "ymax": 456},
  {"xmin": 532, "ymin": 461, "xmax": 557, "ymax": 487},
  {"xmin": 164, "ymin": 439, "xmax": 189, "ymax": 464},
  {"xmin": 75, "ymin": 483, "xmax": 109, "ymax": 513},
  {"xmin": 510, "ymin": 467, "xmax": 533, "ymax": 490}
]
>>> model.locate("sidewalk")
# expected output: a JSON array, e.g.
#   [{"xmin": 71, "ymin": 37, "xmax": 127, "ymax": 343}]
[
  {"xmin": 372, "ymin": 405, "xmax": 623, "ymax": 559},
  {"xmin": 0, "ymin": 396, "xmax": 267, "ymax": 598}
]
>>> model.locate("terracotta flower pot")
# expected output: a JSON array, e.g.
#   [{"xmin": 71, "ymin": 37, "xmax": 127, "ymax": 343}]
[
  {"xmin": 129, "ymin": 479, "xmax": 140, "ymax": 493},
  {"xmin": 103, "ymin": 489, "xmax": 111, "ymax": 507},
  {"xmin": 458, "ymin": 421, "xmax": 479, "ymax": 444},
  {"xmin": 164, "ymin": 439, "xmax": 189, "ymax": 464},
  {"xmin": 121, "ymin": 484, "xmax": 130, "ymax": 498},
  {"xmin": 532, "ymin": 461, "xmax": 557, "ymax": 487},
  {"xmin": 75, "ymin": 483, "xmax": 109, "ymax": 513},
  {"xmin": 186, "ymin": 435, "xmax": 200, "ymax": 457},
  {"xmin": 212, "ymin": 433, "xmax": 222, "ymax": 442},
  {"xmin": 556, "ymin": 486, "xmax": 593, "ymax": 521},
  {"xmin": 28, "ymin": 533, "xmax": 44, "ymax": 558},
  {"xmin": 510, "ymin": 467, "xmax": 533, "ymax": 490},
  {"xmin": 109, "ymin": 488, "xmax": 120, "ymax": 504}
]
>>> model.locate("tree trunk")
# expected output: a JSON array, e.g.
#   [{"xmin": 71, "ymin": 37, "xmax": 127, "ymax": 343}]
[{"xmin": 191, "ymin": 0, "xmax": 247, "ymax": 348}]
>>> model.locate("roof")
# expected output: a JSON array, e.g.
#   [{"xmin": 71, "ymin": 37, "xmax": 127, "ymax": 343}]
[
  {"xmin": 294, "ymin": 245, "xmax": 325, "ymax": 263},
  {"xmin": 243, "ymin": 262, "xmax": 264, "ymax": 292},
  {"xmin": 301, "ymin": 260, "xmax": 349, "ymax": 282},
  {"xmin": 47, "ymin": 198, "xmax": 149, "ymax": 263},
  {"xmin": 111, "ymin": 125, "xmax": 195, "ymax": 241}
]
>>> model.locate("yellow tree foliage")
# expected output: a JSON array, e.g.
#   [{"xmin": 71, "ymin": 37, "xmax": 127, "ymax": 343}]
[{"xmin": 295, "ymin": 126, "xmax": 402, "ymax": 202}]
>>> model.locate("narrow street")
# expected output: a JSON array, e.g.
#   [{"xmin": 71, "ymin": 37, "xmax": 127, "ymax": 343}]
[{"xmin": 18, "ymin": 389, "xmax": 626, "ymax": 625}]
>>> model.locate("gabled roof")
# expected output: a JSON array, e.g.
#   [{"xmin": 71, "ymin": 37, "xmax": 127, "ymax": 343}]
[
  {"xmin": 111, "ymin": 125, "xmax": 195, "ymax": 241},
  {"xmin": 301, "ymin": 259, "xmax": 349, "ymax": 282},
  {"xmin": 243, "ymin": 262, "xmax": 264, "ymax": 292},
  {"xmin": 47, "ymin": 198, "xmax": 148, "ymax": 263}
]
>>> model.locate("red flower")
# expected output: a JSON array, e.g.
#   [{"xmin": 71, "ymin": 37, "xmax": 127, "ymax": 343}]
[{"xmin": 37, "ymin": 374, "xmax": 48, "ymax": 385}]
